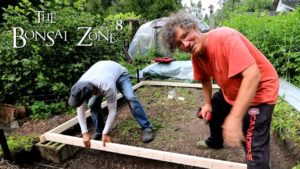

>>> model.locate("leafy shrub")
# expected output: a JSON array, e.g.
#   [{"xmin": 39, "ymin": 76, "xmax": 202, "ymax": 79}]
[
  {"xmin": 292, "ymin": 163, "xmax": 300, "ymax": 169},
  {"xmin": 272, "ymin": 98, "xmax": 300, "ymax": 144},
  {"xmin": 0, "ymin": 134, "xmax": 37, "ymax": 157},
  {"xmin": 0, "ymin": 0, "xmax": 136, "ymax": 107},
  {"xmin": 30, "ymin": 101, "xmax": 65, "ymax": 120},
  {"xmin": 223, "ymin": 9, "xmax": 300, "ymax": 87},
  {"xmin": 173, "ymin": 50, "xmax": 190, "ymax": 61},
  {"xmin": 133, "ymin": 48, "xmax": 159, "ymax": 69}
]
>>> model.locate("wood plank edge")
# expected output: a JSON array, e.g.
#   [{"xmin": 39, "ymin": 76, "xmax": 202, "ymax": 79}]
[{"xmin": 44, "ymin": 133, "xmax": 246, "ymax": 169}]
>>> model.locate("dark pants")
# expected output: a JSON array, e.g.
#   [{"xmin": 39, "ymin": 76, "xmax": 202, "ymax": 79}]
[{"xmin": 207, "ymin": 90, "xmax": 274, "ymax": 169}]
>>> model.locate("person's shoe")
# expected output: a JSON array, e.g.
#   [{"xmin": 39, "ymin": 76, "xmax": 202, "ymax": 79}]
[
  {"xmin": 196, "ymin": 140, "xmax": 210, "ymax": 149},
  {"xmin": 91, "ymin": 133, "xmax": 102, "ymax": 140},
  {"xmin": 196, "ymin": 140, "xmax": 223, "ymax": 149},
  {"xmin": 142, "ymin": 128, "xmax": 154, "ymax": 143}
]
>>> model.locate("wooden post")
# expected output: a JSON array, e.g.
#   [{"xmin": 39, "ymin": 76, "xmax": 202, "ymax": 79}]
[
  {"xmin": 137, "ymin": 69, "xmax": 140, "ymax": 83},
  {"xmin": 208, "ymin": 4, "xmax": 214, "ymax": 29},
  {"xmin": 0, "ymin": 129, "xmax": 11, "ymax": 161}
]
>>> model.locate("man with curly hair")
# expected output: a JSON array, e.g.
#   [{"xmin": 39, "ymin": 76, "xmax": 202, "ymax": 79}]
[{"xmin": 159, "ymin": 11, "xmax": 279, "ymax": 169}]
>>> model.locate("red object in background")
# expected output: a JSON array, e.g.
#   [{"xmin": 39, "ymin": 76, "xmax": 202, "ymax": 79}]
[{"xmin": 154, "ymin": 57, "xmax": 173, "ymax": 63}]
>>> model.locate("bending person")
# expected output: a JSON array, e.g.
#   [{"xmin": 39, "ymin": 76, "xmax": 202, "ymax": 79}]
[{"xmin": 68, "ymin": 61, "xmax": 154, "ymax": 147}]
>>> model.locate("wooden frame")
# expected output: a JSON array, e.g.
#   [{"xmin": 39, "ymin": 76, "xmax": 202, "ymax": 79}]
[{"xmin": 40, "ymin": 81, "xmax": 246, "ymax": 169}]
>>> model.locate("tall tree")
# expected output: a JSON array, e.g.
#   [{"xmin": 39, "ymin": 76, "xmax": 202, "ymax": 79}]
[
  {"xmin": 84, "ymin": 0, "xmax": 182, "ymax": 20},
  {"xmin": 184, "ymin": 0, "xmax": 203, "ymax": 19},
  {"xmin": 117, "ymin": 0, "xmax": 182, "ymax": 20},
  {"xmin": 241, "ymin": 0, "xmax": 272, "ymax": 12},
  {"xmin": 213, "ymin": 0, "xmax": 273, "ymax": 26}
]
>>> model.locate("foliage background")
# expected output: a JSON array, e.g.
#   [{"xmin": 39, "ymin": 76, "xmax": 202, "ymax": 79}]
[
  {"xmin": 222, "ymin": 9, "xmax": 300, "ymax": 87},
  {"xmin": 0, "ymin": 1, "xmax": 300, "ymax": 167},
  {"xmin": 0, "ymin": 0, "xmax": 299, "ymax": 116},
  {"xmin": 207, "ymin": 0, "xmax": 300, "ymax": 87},
  {"xmin": 0, "ymin": 0, "xmax": 181, "ymax": 117}
]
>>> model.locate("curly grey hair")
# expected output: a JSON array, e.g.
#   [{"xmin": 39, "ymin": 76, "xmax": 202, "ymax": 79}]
[{"xmin": 159, "ymin": 10, "xmax": 199, "ymax": 53}]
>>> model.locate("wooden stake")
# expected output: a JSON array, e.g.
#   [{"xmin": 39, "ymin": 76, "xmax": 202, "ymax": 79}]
[{"xmin": 0, "ymin": 129, "xmax": 11, "ymax": 161}]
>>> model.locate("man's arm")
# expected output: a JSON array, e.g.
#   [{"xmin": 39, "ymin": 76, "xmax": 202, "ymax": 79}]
[
  {"xmin": 222, "ymin": 63, "xmax": 261, "ymax": 147},
  {"xmin": 77, "ymin": 103, "xmax": 92, "ymax": 148},
  {"xmin": 101, "ymin": 100, "xmax": 117, "ymax": 146},
  {"xmin": 100, "ymin": 85, "xmax": 118, "ymax": 146},
  {"xmin": 230, "ymin": 63, "xmax": 260, "ymax": 119},
  {"xmin": 102, "ymin": 101, "xmax": 117, "ymax": 135},
  {"xmin": 77, "ymin": 103, "xmax": 88, "ymax": 134},
  {"xmin": 200, "ymin": 77, "xmax": 213, "ymax": 117}
]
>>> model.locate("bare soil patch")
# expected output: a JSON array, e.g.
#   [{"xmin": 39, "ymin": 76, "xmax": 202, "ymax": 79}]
[{"xmin": 1, "ymin": 86, "xmax": 298, "ymax": 169}]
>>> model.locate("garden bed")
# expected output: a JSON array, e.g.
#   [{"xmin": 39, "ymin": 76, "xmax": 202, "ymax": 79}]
[{"xmin": 1, "ymin": 83, "xmax": 299, "ymax": 169}]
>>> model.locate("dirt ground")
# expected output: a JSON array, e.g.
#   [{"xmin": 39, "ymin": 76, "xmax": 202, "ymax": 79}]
[{"xmin": 1, "ymin": 86, "xmax": 299, "ymax": 169}]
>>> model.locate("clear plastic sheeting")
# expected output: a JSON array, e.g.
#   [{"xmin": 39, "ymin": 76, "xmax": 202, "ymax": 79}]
[
  {"xmin": 279, "ymin": 78, "xmax": 300, "ymax": 112},
  {"xmin": 139, "ymin": 61, "xmax": 194, "ymax": 81},
  {"xmin": 128, "ymin": 18, "xmax": 209, "ymax": 59}
]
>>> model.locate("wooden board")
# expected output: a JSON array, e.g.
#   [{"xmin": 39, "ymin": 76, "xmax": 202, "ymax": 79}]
[{"xmin": 44, "ymin": 133, "xmax": 246, "ymax": 169}]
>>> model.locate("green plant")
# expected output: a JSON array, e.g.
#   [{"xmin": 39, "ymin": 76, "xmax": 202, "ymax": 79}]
[
  {"xmin": 111, "ymin": 0, "xmax": 182, "ymax": 20},
  {"xmin": 30, "ymin": 101, "xmax": 50, "ymax": 120},
  {"xmin": 152, "ymin": 90, "xmax": 162, "ymax": 99},
  {"xmin": 173, "ymin": 50, "xmax": 190, "ymax": 61},
  {"xmin": 119, "ymin": 58, "xmax": 138, "ymax": 75},
  {"xmin": 113, "ymin": 118, "xmax": 140, "ymax": 139},
  {"xmin": 292, "ymin": 163, "xmax": 300, "ymax": 169},
  {"xmin": 223, "ymin": 8, "xmax": 300, "ymax": 87},
  {"xmin": 30, "ymin": 101, "xmax": 66, "ymax": 120},
  {"xmin": 150, "ymin": 117, "xmax": 165, "ymax": 131},
  {"xmin": 131, "ymin": 48, "xmax": 160, "ymax": 70},
  {"xmin": 0, "ymin": 1, "xmax": 136, "ymax": 106},
  {"xmin": 272, "ymin": 98, "xmax": 300, "ymax": 144},
  {"xmin": 0, "ymin": 134, "xmax": 37, "ymax": 157}
]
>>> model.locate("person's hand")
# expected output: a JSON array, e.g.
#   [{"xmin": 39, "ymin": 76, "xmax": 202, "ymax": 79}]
[
  {"xmin": 102, "ymin": 134, "xmax": 111, "ymax": 147},
  {"xmin": 82, "ymin": 132, "xmax": 91, "ymax": 148},
  {"xmin": 222, "ymin": 114, "xmax": 244, "ymax": 147},
  {"xmin": 200, "ymin": 104, "xmax": 212, "ymax": 120}
]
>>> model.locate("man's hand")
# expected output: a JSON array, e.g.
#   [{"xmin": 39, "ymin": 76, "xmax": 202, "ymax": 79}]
[
  {"xmin": 199, "ymin": 104, "xmax": 212, "ymax": 120},
  {"xmin": 102, "ymin": 134, "xmax": 111, "ymax": 147},
  {"xmin": 82, "ymin": 132, "xmax": 91, "ymax": 148},
  {"xmin": 222, "ymin": 114, "xmax": 245, "ymax": 147}
]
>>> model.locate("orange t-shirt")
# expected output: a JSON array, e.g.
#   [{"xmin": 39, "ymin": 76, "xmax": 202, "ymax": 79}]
[{"xmin": 192, "ymin": 27, "xmax": 279, "ymax": 105}]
